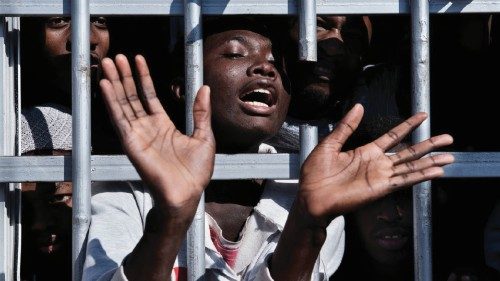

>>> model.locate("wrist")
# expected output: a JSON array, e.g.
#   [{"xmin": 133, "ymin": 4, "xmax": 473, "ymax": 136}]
[{"xmin": 145, "ymin": 206, "xmax": 193, "ymax": 234}]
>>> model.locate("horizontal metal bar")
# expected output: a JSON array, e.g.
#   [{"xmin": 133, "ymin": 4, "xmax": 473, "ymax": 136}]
[
  {"xmin": 0, "ymin": 153, "xmax": 301, "ymax": 182},
  {"xmin": 0, "ymin": 152, "xmax": 499, "ymax": 182},
  {"xmin": 2, "ymin": 0, "xmax": 500, "ymax": 16}
]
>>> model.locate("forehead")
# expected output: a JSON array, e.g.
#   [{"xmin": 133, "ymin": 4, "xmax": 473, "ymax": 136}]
[{"xmin": 205, "ymin": 30, "xmax": 272, "ymax": 50}]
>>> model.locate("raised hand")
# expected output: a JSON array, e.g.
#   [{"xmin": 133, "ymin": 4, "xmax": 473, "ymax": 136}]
[
  {"xmin": 99, "ymin": 54, "xmax": 215, "ymax": 217},
  {"xmin": 298, "ymin": 104, "xmax": 454, "ymax": 225}
]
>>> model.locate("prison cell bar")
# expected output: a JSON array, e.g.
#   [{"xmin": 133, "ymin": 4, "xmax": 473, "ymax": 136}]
[
  {"xmin": 3, "ymin": 0, "xmax": 500, "ymax": 15},
  {"xmin": 71, "ymin": 0, "xmax": 92, "ymax": 280},
  {"xmin": 411, "ymin": 0, "xmax": 432, "ymax": 279},
  {"xmin": 0, "ymin": 17, "xmax": 15, "ymax": 281},
  {"xmin": 1, "ymin": 152, "xmax": 500, "ymax": 182},
  {"xmin": 184, "ymin": 0, "xmax": 205, "ymax": 279},
  {"xmin": 299, "ymin": 125, "xmax": 319, "ymax": 277},
  {"xmin": 298, "ymin": 0, "xmax": 317, "ymax": 61}
]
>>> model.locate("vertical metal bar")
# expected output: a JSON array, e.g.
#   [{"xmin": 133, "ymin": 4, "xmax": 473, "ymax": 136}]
[
  {"xmin": 299, "ymin": 125, "xmax": 318, "ymax": 166},
  {"xmin": 411, "ymin": 0, "xmax": 432, "ymax": 279},
  {"xmin": 71, "ymin": 0, "xmax": 91, "ymax": 280},
  {"xmin": 0, "ymin": 16, "xmax": 17, "ymax": 281},
  {"xmin": 299, "ymin": 125, "xmax": 319, "ymax": 278},
  {"xmin": 9, "ymin": 16, "xmax": 21, "ymax": 281},
  {"xmin": 184, "ymin": 0, "xmax": 205, "ymax": 280},
  {"xmin": 298, "ymin": 0, "xmax": 317, "ymax": 61}
]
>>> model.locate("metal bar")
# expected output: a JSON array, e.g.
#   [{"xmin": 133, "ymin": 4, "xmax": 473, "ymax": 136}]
[
  {"xmin": 8, "ymin": 16, "xmax": 21, "ymax": 281},
  {"xmin": 184, "ymin": 0, "xmax": 205, "ymax": 279},
  {"xmin": 71, "ymin": 0, "xmax": 91, "ymax": 279},
  {"xmin": 298, "ymin": 0, "xmax": 317, "ymax": 61},
  {"xmin": 0, "ymin": 16, "xmax": 17, "ymax": 281},
  {"xmin": 411, "ymin": 0, "xmax": 432, "ymax": 278},
  {"xmin": 1, "ymin": 152, "xmax": 500, "ymax": 182},
  {"xmin": 299, "ymin": 125, "xmax": 319, "ymax": 278},
  {"xmin": 3, "ymin": 0, "xmax": 500, "ymax": 16}
]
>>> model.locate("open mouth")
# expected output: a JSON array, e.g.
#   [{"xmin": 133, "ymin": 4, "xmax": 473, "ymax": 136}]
[
  {"xmin": 240, "ymin": 88, "xmax": 274, "ymax": 108},
  {"xmin": 238, "ymin": 81, "xmax": 278, "ymax": 116},
  {"xmin": 37, "ymin": 234, "xmax": 63, "ymax": 254},
  {"xmin": 374, "ymin": 227, "xmax": 410, "ymax": 250},
  {"xmin": 90, "ymin": 55, "xmax": 100, "ymax": 68}
]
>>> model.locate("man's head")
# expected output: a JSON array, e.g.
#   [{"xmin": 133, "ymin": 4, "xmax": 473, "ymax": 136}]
[
  {"xmin": 353, "ymin": 187, "xmax": 412, "ymax": 267},
  {"xmin": 286, "ymin": 16, "xmax": 371, "ymax": 120},
  {"xmin": 20, "ymin": 105, "xmax": 73, "ymax": 280},
  {"xmin": 22, "ymin": 17, "xmax": 110, "ymax": 107},
  {"xmin": 171, "ymin": 18, "xmax": 290, "ymax": 153},
  {"xmin": 345, "ymin": 116, "xmax": 413, "ymax": 270},
  {"xmin": 43, "ymin": 16, "xmax": 110, "ymax": 98}
]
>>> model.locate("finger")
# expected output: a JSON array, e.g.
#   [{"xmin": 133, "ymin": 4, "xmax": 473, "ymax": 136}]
[
  {"xmin": 373, "ymin": 112, "xmax": 427, "ymax": 151},
  {"xmin": 321, "ymin": 103, "xmax": 364, "ymax": 152},
  {"xmin": 115, "ymin": 54, "xmax": 147, "ymax": 118},
  {"xmin": 390, "ymin": 134, "xmax": 454, "ymax": 165},
  {"xmin": 192, "ymin": 86, "xmax": 215, "ymax": 144},
  {"xmin": 392, "ymin": 153, "xmax": 454, "ymax": 176},
  {"xmin": 99, "ymin": 79, "xmax": 131, "ymax": 135},
  {"xmin": 135, "ymin": 55, "xmax": 166, "ymax": 115},
  {"xmin": 388, "ymin": 166, "xmax": 444, "ymax": 190},
  {"xmin": 101, "ymin": 57, "xmax": 137, "ymax": 121}
]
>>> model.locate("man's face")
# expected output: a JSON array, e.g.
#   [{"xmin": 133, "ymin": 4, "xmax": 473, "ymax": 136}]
[
  {"xmin": 287, "ymin": 16, "xmax": 370, "ymax": 119},
  {"xmin": 204, "ymin": 29, "xmax": 290, "ymax": 152},
  {"xmin": 44, "ymin": 16, "xmax": 110, "ymax": 96},
  {"xmin": 21, "ymin": 150, "xmax": 72, "ymax": 279},
  {"xmin": 353, "ymin": 189, "xmax": 413, "ymax": 266}
]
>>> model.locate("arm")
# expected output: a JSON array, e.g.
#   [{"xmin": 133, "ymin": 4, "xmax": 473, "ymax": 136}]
[
  {"xmin": 271, "ymin": 104, "xmax": 455, "ymax": 280},
  {"xmin": 98, "ymin": 54, "xmax": 215, "ymax": 281}
]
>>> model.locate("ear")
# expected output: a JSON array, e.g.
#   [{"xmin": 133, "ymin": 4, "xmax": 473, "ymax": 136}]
[{"xmin": 170, "ymin": 77, "xmax": 185, "ymax": 102}]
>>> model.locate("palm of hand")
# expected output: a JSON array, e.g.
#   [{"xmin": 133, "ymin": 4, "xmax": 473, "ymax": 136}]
[
  {"xmin": 300, "ymin": 143, "xmax": 394, "ymax": 221},
  {"xmin": 123, "ymin": 113, "xmax": 215, "ymax": 209},
  {"xmin": 99, "ymin": 55, "xmax": 215, "ymax": 214},
  {"xmin": 297, "ymin": 104, "xmax": 454, "ymax": 225}
]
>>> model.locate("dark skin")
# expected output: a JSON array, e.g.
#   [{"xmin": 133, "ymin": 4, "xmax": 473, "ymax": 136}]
[
  {"xmin": 21, "ymin": 150, "xmax": 72, "ymax": 281},
  {"xmin": 287, "ymin": 16, "xmax": 371, "ymax": 120},
  {"xmin": 99, "ymin": 31, "xmax": 454, "ymax": 281},
  {"xmin": 43, "ymin": 16, "xmax": 109, "ymax": 106}
]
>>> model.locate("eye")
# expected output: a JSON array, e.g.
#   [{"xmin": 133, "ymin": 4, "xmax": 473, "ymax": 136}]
[
  {"xmin": 47, "ymin": 17, "xmax": 70, "ymax": 28},
  {"xmin": 223, "ymin": 53, "xmax": 244, "ymax": 59},
  {"xmin": 91, "ymin": 17, "xmax": 108, "ymax": 28}
]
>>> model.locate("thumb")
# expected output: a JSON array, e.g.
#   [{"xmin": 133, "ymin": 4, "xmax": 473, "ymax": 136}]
[
  {"xmin": 192, "ymin": 85, "xmax": 215, "ymax": 144},
  {"xmin": 322, "ymin": 103, "xmax": 364, "ymax": 152}
]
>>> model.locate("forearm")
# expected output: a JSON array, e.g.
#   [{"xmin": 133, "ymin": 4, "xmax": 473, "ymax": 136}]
[
  {"xmin": 123, "ymin": 207, "xmax": 192, "ymax": 281},
  {"xmin": 270, "ymin": 201, "xmax": 328, "ymax": 281}
]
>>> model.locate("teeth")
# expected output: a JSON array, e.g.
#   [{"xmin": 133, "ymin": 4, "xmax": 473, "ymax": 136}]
[
  {"xmin": 252, "ymin": 89, "xmax": 271, "ymax": 95},
  {"xmin": 383, "ymin": 235, "xmax": 401, "ymax": 239},
  {"xmin": 245, "ymin": 101, "xmax": 269, "ymax": 108}
]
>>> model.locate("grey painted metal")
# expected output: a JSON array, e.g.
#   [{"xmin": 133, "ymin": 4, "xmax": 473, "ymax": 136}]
[
  {"xmin": 0, "ymin": 17, "xmax": 19, "ymax": 281},
  {"xmin": 411, "ymin": 0, "xmax": 432, "ymax": 278},
  {"xmin": 299, "ymin": 125, "xmax": 319, "ymax": 277},
  {"xmin": 71, "ymin": 0, "xmax": 92, "ymax": 280},
  {"xmin": 184, "ymin": 0, "xmax": 205, "ymax": 279},
  {"xmin": 298, "ymin": 0, "xmax": 317, "ymax": 61},
  {"xmin": 9, "ymin": 16, "xmax": 21, "ymax": 281},
  {"xmin": 1, "ymin": 152, "xmax": 500, "ymax": 182},
  {"xmin": 299, "ymin": 125, "xmax": 318, "ymax": 166},
  {"xmin": 4, "ymin": 0, "xmax": 500, "ymax": 15}
]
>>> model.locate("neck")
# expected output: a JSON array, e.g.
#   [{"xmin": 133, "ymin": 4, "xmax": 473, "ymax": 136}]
[
  {"xmin": 205, "ymin": 180, "xmax": 265, "ymax": 206},
  {"xmin": 216, "ymin": 142, "xmax": 261, "ymax": 154}
]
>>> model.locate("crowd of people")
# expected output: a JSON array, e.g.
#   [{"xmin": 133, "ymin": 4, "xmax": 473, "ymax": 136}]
[{"xmin": 17, "ymin": 14, "xmax": 500, "ymax": 281}]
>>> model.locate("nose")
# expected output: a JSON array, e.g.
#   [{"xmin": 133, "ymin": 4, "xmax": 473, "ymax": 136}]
[
  {"xmin": 248, "ymin": 59, "xmax": 277, "ymax": 80},
  {"xmin": 90, "ymin": 27, "xmax": 99, "ymax": 52},
  {"xmin": 65, "ymin": 27, "xmax": 100, "ymax": 52},
  {"xmin": 376, "ymin": 198, "xmax": 404, "ymax": 223}
]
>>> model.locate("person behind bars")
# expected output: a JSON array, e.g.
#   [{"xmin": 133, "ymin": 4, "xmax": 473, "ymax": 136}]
[
  {"xmin": 20, "ymin": 105, "xmax": 73, "ymax": 281},
  {"xmin": 82, "ymin": 17, "xmax": 454, "ymax": 281},
  {"xmin": 332, "ymin": 116, "xmax": 414, "ymax": 281}
]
